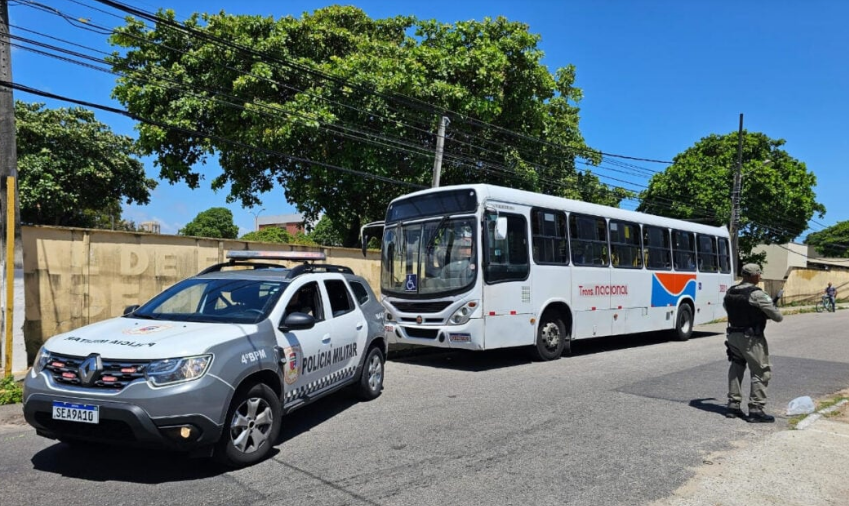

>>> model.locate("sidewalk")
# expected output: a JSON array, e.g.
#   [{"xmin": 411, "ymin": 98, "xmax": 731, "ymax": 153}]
[
  {"xmin": 0, "ymin": 401, "xmax": 26, "ymax": 433},
  {"xmin": 653, "ymin": 395, "xmax": 849, "ymax": 506}
]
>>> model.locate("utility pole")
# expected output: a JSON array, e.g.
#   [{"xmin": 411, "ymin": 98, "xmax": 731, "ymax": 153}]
[
  {"xmin": 1, "ymin": 0, "xmax": 24, "ymax": 376},
  {"xmin": 432, "ymin": 116, "xmax": 449, "ymax": 188},
  {"xmin": 729, "ymin": 113, "xmax": 744, "ymax": 276}
]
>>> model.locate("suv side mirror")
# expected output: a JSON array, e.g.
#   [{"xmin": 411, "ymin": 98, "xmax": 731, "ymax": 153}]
[
  {"xmin": 279, "ymin": 312, "xmax": 316, "ymax": 332},
  {"xmin": 123, "ymin": 305, "xmax": 140, "ymax": 315}
]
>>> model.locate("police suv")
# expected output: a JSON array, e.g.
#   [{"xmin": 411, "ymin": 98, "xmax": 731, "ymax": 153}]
[{"xmin": 23, "ymin": 251, "xmax": 387, "ymax": 467}]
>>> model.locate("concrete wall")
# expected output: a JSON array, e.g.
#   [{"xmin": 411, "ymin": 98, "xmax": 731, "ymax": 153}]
[
  {"xmin": 781, "ymin": 266, "xmax": 849, "ymax": 305},
  {"xmin": 22, "ymin": 225, "xmax": 380, "ymax": 362},
  {"xmin": 751, "ymin": 242, "xmax": 808, "ymax": 281}
]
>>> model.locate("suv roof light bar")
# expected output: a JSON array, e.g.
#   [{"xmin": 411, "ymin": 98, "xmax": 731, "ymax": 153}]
[{"xmin": 226, "ymin": 251, "xmax": 327, "ymax": 262}]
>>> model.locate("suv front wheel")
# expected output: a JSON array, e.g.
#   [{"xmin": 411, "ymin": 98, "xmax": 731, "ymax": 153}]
[{"xmin": 215, "ymin": 382, "xmax": 281, "ymax": 468}]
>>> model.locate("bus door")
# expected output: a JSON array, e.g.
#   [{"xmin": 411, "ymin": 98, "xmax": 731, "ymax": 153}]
[
  {"xmin": 569, "ymin": 214, "xmax": 612, "ymax": 338},
  {"xmin": 609, "ymin": 220, "xmax": 646, "ymax": 335},
  {"xmin": 482, "ymin": 212, "xmax": 534, "ymax": 349}
]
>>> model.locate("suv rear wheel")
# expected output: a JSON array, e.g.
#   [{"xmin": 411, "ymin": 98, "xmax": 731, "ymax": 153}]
[{"xmin": 355, "ymin": 346, "xmax": 385, "ymax": 401}]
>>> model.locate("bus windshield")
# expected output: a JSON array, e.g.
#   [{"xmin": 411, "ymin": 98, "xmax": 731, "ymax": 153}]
[{"xmin": 381, "ymin": 217, "xmax": 477, "ymax": 296}]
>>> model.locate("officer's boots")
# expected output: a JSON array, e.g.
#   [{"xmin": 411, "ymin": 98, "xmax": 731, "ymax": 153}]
[
  {"xmin": 725, "ymin": 402, "xmax": 745, "ymax": 419},
  {"xmin": 747, "ymin": 406, "xmax": 775, "ymax": 423}
]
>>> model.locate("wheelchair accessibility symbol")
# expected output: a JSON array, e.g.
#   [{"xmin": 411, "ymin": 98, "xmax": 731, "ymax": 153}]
[{"xmin": 405, "ymin": 274, "xmax": 418, "ymax": 292}]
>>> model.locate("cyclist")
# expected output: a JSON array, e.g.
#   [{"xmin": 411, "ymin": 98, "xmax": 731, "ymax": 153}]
[{"xmin": 825, "ymin": 282, "xmax": 837, "ymax": 312}]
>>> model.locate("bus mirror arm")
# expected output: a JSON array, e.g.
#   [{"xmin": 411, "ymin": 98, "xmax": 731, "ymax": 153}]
[{"xmin": 360, "ymin": 221, "xmax": 385, "ymax": 257}]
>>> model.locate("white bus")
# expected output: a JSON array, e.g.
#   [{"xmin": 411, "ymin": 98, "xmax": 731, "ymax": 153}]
[{"xmin": 365, "ymin": 184, "xmax": 733, "ymax": 360}]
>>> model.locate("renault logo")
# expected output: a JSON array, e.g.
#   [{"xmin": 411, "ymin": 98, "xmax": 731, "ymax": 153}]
[{"xmin": 78, "ymin": 353, "xmax": 103, "ymax": 386}]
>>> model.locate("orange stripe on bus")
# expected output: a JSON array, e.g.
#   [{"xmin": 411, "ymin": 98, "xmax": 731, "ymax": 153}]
[{"xmin": 654, "ymin": 272, "xmax": 697, "ymax": 295}]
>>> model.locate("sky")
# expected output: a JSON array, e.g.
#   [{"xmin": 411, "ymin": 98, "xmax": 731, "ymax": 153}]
[{"xmin": 7, "ymin": 0, "xmax": 849, "ymax": 238}]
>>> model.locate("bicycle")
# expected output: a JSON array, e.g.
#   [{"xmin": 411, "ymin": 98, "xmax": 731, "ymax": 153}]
[{"xmin": 815, "ymin": 295, "xmax": 836, "ymax": 313}]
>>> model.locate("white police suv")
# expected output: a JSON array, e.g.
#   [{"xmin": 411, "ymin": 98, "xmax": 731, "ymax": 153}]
[{"xmin": 23, "ymin": 251, "xmax": 387, "ymax": 467}]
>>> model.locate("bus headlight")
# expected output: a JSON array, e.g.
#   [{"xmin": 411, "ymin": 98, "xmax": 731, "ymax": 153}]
[{"xmin": 449, "ymin": 300, "xmax": 479, "ymax": 325}]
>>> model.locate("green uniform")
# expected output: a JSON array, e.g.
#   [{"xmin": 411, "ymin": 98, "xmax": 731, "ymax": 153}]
[{"xmin": 723, "ymin": 282, "xmax": 783, "ymax": 409}]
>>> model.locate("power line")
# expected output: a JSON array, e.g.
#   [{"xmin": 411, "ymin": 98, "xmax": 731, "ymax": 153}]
[
  {"xmin": 6, "ymin": 17, "xmax": 659, "ymax": 200},
  {"xmin": 1, "ymin": 79, "xmax": 429, "ymax": 190},
  {"xmin": 13, "ymin": 0, "xmax": 671, "ymax": 196},
  {"xmin": 11, "ymin": 1, "xmax": 836, "ymax": 241},
  {"xmin": 89, "ymin": 0, "xmax": 674, "ymax": 165}
]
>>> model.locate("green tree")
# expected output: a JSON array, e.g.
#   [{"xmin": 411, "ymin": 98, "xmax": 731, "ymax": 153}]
[
  {"xmin": 179, "ymin": 207, "xmax": 239, "ymax": 238},
  {"xmin": 109, "ymin": 7, "xmax": 627, "ymax": 247},
  {"xmin": 240, "ymin": 226, "xmax": 293, "ymax": 243},
  {"xmin": 805, "ymin": 221, "xmax": 849, "ymax": 258},
  {"xmin": 240, "ymin": 226, "xmax": 317, "ymax": 245},
  {"xmin": 15, "ymin": 102, "xmax": 156, "ymax": 227},
  {"xmin": 637, "ymin": 132, "xmax": 825, "ymax": 264},
  {"xmin": 309, "ymin": 216, "xmax": 344, "ymax": 247}
]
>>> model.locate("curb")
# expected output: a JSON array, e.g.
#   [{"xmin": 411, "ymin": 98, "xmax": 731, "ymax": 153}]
[{"xmin": 795, "ymin": 399, "xmax": 849, "ymax": 431}]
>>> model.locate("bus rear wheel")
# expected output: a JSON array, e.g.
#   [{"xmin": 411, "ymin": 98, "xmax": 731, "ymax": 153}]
[
  {"xmin": 531, "ymin": 314, "xmax": 567, "ymax": 361},
  {"xmin": 674, "ymin": 305, "xmax": 694, "ymax": 341}
]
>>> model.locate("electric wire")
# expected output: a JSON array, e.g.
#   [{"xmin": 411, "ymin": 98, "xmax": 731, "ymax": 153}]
[{"xmin": 10, "ymin": 1, "xmax": 841, "ymax": 243}]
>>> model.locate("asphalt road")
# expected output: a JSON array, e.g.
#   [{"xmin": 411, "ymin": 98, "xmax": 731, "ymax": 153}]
[{"xmin": 2, "ymin": 310, "xmax": 848, "ymax": 506}]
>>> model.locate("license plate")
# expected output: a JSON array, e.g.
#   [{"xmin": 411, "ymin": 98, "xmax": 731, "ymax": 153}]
[{"xmin": 52, "ymin": 401, "xmax": 99, "ymax": 424}]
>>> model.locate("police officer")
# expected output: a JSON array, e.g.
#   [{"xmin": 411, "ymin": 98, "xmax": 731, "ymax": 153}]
[{"xmin": 723, "ymin": 263, "xmax": 783, "ymax": 422}]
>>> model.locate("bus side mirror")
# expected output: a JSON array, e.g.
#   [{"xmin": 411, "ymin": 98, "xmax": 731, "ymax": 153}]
[
  {"xmin": 361, "ymin": 235, "xmax": 370, "ymax": 258},
  {"xmin": 495, "ymin": 217, "xmax": 508, "ymax": 240}
]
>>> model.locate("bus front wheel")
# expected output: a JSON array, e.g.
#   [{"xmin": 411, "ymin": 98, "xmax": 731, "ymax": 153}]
[
  {"xmin": 531, "ymin": 314, "xmax": 567, "ymax": 361},
  {"xmin": 674, "ymin": 305, "xmax": 694, "ymax": 341}
]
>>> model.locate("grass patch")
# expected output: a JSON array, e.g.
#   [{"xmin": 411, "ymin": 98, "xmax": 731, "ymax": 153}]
[
  {"xmin": 0, "ymin": 376, "xmax": 23, "ymax": 405},
  {"xmin": 817, "ymin": 396, "xmax": 849, "ymax": 411},
  {"xmin": 793, "ymin": 307, "xmax": 820, "ymax": 315},
  {"xmin": 787, "ymin": 394, "xmax": 849, "ymax": 429}
]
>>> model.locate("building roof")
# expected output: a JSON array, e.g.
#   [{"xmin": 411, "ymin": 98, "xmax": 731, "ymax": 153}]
[{"xmin": 256, "ymin": 213, "xmax": 306, "ymax": 226}]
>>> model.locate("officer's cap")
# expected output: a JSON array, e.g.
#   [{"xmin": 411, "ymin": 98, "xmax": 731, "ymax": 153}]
[{"xmin": 742, "ymin": 263, "xmax": 762, "ymax": 276}]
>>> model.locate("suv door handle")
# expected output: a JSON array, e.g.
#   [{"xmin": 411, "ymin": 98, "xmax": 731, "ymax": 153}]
[
  {"xmin": 356, "ymin": 323, "xmax": 364, "ymax": 330},
  {"xmin": 322, "ymin": 334, "xmax": 331, "ymax": 344}
]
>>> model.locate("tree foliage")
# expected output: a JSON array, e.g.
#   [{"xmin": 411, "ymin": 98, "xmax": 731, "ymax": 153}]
[
  {"xmin": 15, "ymin": 101, "xmax": 156, "ymax": 227},
  {"xmin": 109, "ymin": 6, "xmax": 628, "ymax": 246},
  {"xmin": 309, "ymin": 216, "xmax": 344, "ymax": 247},
  {"xmin": 637, "ymin": 132, "xmax": 825, "ymax": 263},
  {"xmin": 239, "ymin": 226, "xmax": 293, "ymax": 243},
  {"xmin": 805, "ymin": 221, "xmax": 849, "ymax": 258},
  {"xmin": 179, "ymin": 207, "xmax": 239, "ymax": 238},
  {"xmin": 239, "ymin": 226, "xmax": 317, "ymax": 245}
]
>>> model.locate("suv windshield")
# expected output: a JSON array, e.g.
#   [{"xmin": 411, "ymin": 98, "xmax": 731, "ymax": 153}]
[
  {"xmin": 130, "ymin": 277, "xmax": 287, "ymax": 324},
  {"xmin": 381, "ymin": 217, "xmax": 477, "ymax": 296}
]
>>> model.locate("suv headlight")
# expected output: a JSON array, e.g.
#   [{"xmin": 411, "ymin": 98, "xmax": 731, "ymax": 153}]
[
  {"xmin": 32, "ymin": 346, "xmax": 50, "ymax": 377},
  {"xmin": 145, "ymin": 355, "xmax": 212, "ymax": 386},
  {"xmin": 449, "ymin": 300, "xmax": 479, "ymax": 325}
]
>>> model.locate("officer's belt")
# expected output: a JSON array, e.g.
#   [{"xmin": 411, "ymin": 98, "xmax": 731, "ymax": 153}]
[{"xmin": 726, "ymin": 326, "xmax": 763, "ymax": 337}]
